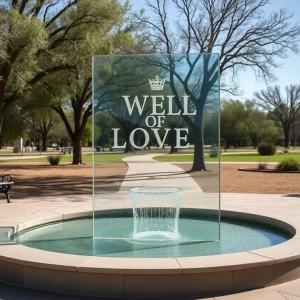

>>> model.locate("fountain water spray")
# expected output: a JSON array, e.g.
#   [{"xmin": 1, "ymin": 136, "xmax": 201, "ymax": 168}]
[{"xmin": 129, "ymin": 187, "xmax": 183, "ymax": 240}]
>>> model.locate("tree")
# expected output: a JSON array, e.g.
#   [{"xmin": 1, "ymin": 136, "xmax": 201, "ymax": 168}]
[
  {"xmin": 93, "ymin": 55, "xmax": 159, "ymax": 153},
  {"xmin": 19, "ymin": 79, "xmax": 61, "ymax": 152},
  {"xmin": 203, "ymin": 110, "xmax": 219, "ymax": 146},
  {"xmin": 0, "ymin": 0, "xmax": 131, "ymax": 141},
  {"xmin": 22, "ymin": 107, "xmax": 58, "ymax": 152},
  {"xmin": 220, "ymin": 100, "xmax": 247, "ymax": 151},
  {"xmin": 290, "ymin": 111, "xmax": 300, "ymax": 147},
  {"xmin": 50, "ymin": 74, "xmax": 92, "ymax": 164},
  {"xmin": 35, "ymin": 0, "xmax": 132, "ymax": 164},
  {"xmin": 0, "ymin": 5, "xmax": 47, "ymax": 134},
  {"xmin": 167, "ymin": 116, "xmax": 186, "ymax": 154},
  {"xmin": 0, "ymin": 0, "xmax": 79, "ymax": 135},
  {"xmin": 136, "ymin": 0, "xmax": 300, "ymax": 170},
  {"xmin": 94, "ymin": 112, "xmax": 113, "ymax": 149},
  {"xmin": 244, "ymin": 100, "xmax": 280, "ymax": 148},
  {"xmin": 82, "ymin": 121, "xmax": 93, "ymax": 147},
  {"xmin": 0, "ymin": 106, "xmax": 28, "ymax": 146},
  {"xmin": 254, "ymin": 85, "xmax": 300, "ymax": 148}
]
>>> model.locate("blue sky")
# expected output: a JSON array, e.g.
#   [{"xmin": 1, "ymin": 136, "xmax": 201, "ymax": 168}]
[
  {"xmin": 238, "ymin": 0, "xmax": 300, "ymax": 100},
  {"xmin": 127, "ymin": 0, "xmax": 300, "ymax": 100}
]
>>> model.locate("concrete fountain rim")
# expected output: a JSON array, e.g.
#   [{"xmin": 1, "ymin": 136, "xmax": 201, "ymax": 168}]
[{"xmin": 0, "ymin": 208, "xmax": 298, "ymax": 274}]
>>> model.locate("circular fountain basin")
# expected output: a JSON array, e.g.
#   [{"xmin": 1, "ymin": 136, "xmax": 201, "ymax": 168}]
[
  {"xmin": 12, "ymin": 214, "xmax": 290, "ymax": 258},
  {"xmin": 1, "ymin": 209, "xmax": 300, "ymax": 299}
]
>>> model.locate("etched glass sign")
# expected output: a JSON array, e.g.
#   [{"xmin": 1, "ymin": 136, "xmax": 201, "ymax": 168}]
[{"xmin": 93, "ymin": 54, "xmax": 220, "ymax": 247}]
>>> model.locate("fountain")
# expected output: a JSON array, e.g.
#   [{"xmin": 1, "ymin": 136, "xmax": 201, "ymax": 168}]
[{"xmin": 130, "ymin": 187, "xmax": 182, "ymax": 240}]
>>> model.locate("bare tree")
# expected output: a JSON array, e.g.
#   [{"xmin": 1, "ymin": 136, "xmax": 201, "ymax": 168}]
[
  {"xmin": 254, "ymin": 85, "xmax": 300, "ymax": 148},
  {"xmin": 136, "ymin": 0, "xmax": 300, "ymax": 170}
]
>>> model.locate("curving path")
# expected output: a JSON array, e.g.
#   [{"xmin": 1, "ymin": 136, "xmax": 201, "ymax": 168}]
[
  {"xmin": 118, "ymin": 154, "xmax": 222, "ymax": 211},
  {"xmin": 120, "ymin": 153, "xmax": 203, "ymax": 192},
  {"xmin": 95, "ymin": 153, "xmax": 215, "ymax": 211}
]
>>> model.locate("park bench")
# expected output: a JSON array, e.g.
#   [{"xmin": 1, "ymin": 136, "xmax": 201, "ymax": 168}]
[
  {"xmin": 59, "ymin": 147, "xmax": 73, "ymax": 155},
  {"xmin": 0, "ymin": 175, "xmax": 14, "ymax": 203}
]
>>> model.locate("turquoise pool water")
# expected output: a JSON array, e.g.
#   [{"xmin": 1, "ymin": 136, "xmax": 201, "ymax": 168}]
[{"xmin": 12, "ymin": 215, "xmax": 291, "ymax": 258}]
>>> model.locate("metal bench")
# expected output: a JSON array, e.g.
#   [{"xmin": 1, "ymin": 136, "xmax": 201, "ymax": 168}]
[
  {"xmin": 0, "ymin": 175, "xmax": 14, "ymax": 203},
  {"xmin": 59, "ymin": 147, "xmax": 73, "ymax": 155}
]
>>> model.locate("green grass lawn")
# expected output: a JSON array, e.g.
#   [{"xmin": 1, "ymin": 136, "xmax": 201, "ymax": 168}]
[
  {"xmin": 154, "ymin": 153, "xmax": 300, "ymax": 163},
  {"xmin": 223, "ymin": 146, "xmax": 300, "ymax": 153},
  {"xmin": 1, "ymin": 151, "xmax": 300, "ymax": 164}
]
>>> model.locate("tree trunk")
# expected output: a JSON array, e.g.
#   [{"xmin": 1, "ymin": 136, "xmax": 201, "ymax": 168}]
[
  {"xmin": 41, "ymin": 132, "xmax": 47, "ymax": 152},
  {"xmin": 36, "ymin": 139, "xmax": 41, "ymax": 151},
  {"xmin": 72, "ymin": 140, "xmax": 82, "ymax": 164},
  {"xmin": 223, "ymin": 139, "xmax": 227, "ymax": 152},
  {"xmin": 169, "ymin": 127, "xmax": 179, "ymax": 154},
  {"xmin": 284, "ymin": 128, "xmax": 290, "ymax": 148},
  {"xmin": 124, "ymin": 141, "xmax": 135, "ymax": 153},
  {"xmin": 292, "ymin": 126, "xmax": 296, "ymax": 148},
  {"xmin": 191, "ymin": 127, "xmax": 206, "ymax": 171},
  {"xmin": 124, "ymin": 131, "xmax": 135, "ymax": 153},
  {"xmin": 0, "ymin": 112, "xmax": 3, "ymax": 138}
]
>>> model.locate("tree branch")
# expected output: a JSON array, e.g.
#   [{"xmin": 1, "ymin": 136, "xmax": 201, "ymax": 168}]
[
  {"xmin": 45, "ymin": 0, "xmax": 78, "ymax": 29},
  {"xmin": 29, "ymin": 64, "xmax": 76, "ymax": 86}
]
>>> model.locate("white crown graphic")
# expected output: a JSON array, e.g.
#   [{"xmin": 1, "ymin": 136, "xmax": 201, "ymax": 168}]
[{"xmin": 149, "ymin": 75, "xmax": 165, "ymax": 91}]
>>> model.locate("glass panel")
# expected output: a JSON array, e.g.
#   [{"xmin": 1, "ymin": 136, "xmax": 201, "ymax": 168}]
[{"xmin": 93, "ymin": 54, "xmax": 220, "ymax": 246}]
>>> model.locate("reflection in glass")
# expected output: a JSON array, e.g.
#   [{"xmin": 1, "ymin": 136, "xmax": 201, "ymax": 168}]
[{"xmin": 93, "ymin": 54, "xmax": 220, "ymax": 245}]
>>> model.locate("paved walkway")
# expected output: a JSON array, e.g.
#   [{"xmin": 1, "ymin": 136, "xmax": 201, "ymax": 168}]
[
  {"xmin": 1, "ymin": 153, "xmax": 300, "ymax": 299},
  {"xmin": 0, "ymin": 278, "xmax": 300, "ymax": 300},
  {"xmin": 94, "ymin": 154, "xmax": 214, "ymax": 211},
  {"xmin": 121, "ymin": 154, "xmax": 203, "ymax": 192}
]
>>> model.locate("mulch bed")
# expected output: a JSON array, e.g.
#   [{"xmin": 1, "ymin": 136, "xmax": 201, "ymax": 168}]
[{"xmin": 238, "ymin": 168, "xmax": 300, "ymax": 173}]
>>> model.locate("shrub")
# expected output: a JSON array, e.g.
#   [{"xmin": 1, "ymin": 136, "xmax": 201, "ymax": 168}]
[
  {"xmin": 257, "ymin": 143, "xmax": 276, "ymax": 156},
  {"xmin": 283, "ymin": 148, "xmax": 289, "ymax": 154},
  {"xmin": 257, "ymin": 160, "xmax": 269, "ymax": 170},
  {"xmin": 276, "ymin": 158, "xmax": 300, "ymax": 171},
  {"xmin": 47, "ymin": 155, "xmax": 61, "ymax": 166},
  {"xmin": 209, "ymin": 146, "xmax": 220, "ymax": 158}
]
